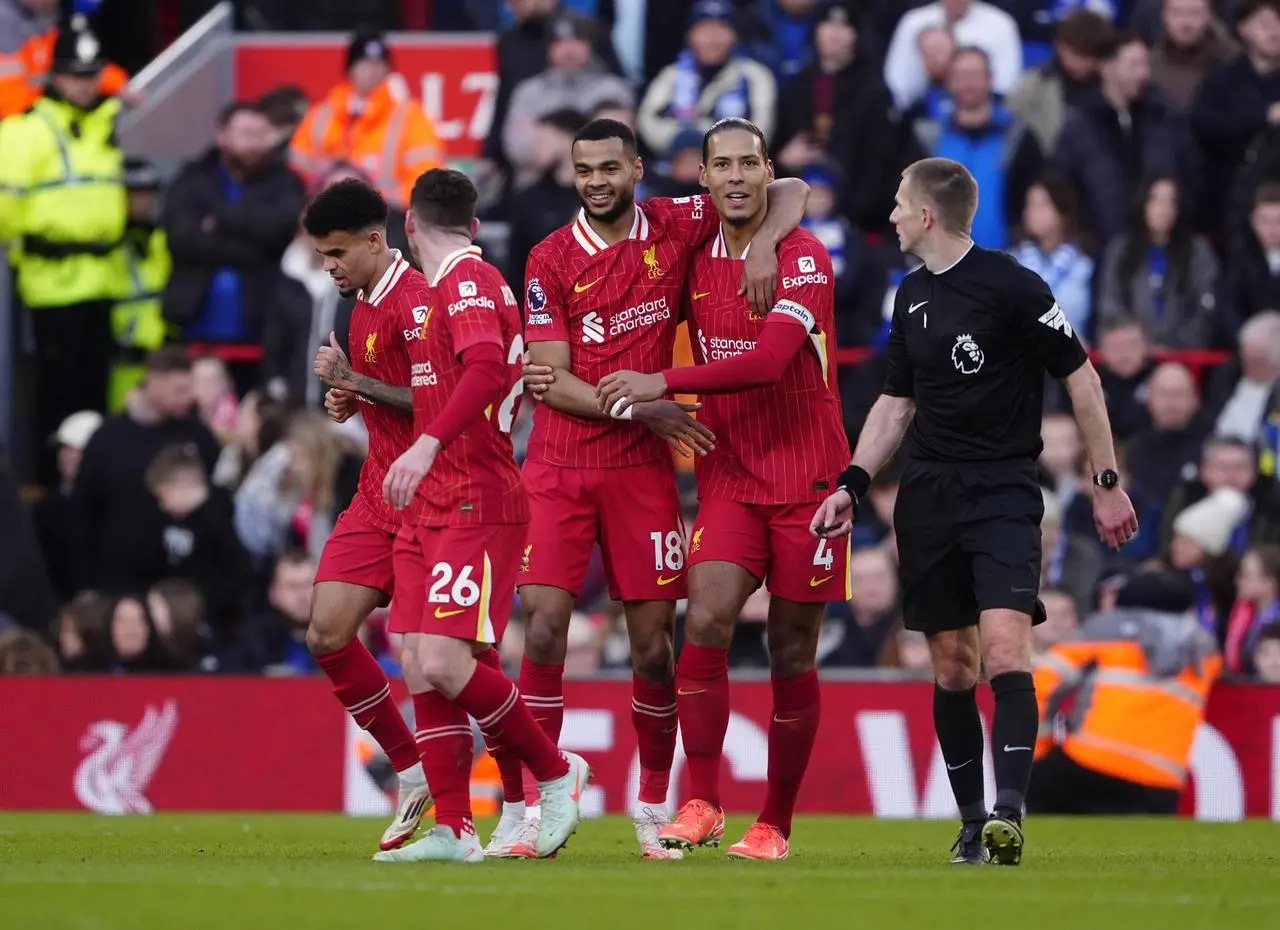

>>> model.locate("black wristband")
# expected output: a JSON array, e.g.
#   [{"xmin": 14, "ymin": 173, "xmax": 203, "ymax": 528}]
[{"xmin": 837, "ymin": 465, "xmax": 871, "ymax": 499}]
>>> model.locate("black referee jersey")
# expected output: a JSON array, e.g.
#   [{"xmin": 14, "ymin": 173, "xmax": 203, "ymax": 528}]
[{"xmin": 884, "ymin": 245, "xmax": 1089, "ymax": 462}]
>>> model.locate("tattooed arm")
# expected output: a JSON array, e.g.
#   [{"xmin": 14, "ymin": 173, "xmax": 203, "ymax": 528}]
[{"xmin": 313, "ymin": 332, "xmax": 413, "ymax": 413}]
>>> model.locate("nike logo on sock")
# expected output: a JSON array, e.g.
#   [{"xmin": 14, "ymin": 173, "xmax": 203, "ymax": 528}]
[
  {"xmin": 1003, "ymin": 745, "xmax": 1032, "ymax": 752},
  {"xmin": 946, "ymin": 760, "xmax": 972, "ymax": 771}
]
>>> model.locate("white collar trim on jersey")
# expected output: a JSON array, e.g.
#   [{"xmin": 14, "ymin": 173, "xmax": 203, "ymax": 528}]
[
  {"xmin": 572, "ymin": 205, "xmax": 650, "ymax": 256},
  {"xmin": 711, "ymin": 226, "xmax": 752, "ymax": 260},
  {"xmin": 430, "ymin": 245, "xmax": 484, "ymax": 287},
  {"xmin": 933, "ymin": 241, "xmax": 975, "ymax": 275},
  {"xmin": 362, "ymin": 250, "xmax": 409, "ymax": 307}
]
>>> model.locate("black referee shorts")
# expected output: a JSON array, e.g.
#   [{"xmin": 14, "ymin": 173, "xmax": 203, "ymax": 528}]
[{"xmin": 893, "ymin": 459, "xmax": 1046, "ymax": 635}]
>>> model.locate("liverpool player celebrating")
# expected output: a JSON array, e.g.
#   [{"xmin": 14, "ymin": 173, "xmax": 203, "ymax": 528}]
[
  {"xmin": 372, "ymin": 169, "xmax": 588, "ymax": 863},
  {"xmin": 596, "ymin": 118, "xmax": 850, "ymax": 861},
  {"xmin": 302, "ymin": 179, "xmax": 431, "ymax": 851},
  {"xmin": 510, "ymin": 118, "xmax": 809, "ymax": 859}
]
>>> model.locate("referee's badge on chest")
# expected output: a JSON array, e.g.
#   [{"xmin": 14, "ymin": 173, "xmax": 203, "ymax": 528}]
[{"xmin": 951, "ymin": 332, "xmax": 984, "ymax": 375}]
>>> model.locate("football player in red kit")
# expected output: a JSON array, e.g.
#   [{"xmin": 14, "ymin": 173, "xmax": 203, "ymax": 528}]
[
  {"xmin": 303, "ymin": 178, "xmax": 432, "ymax": 851},
  {"xmin": 509, "ymin": 118, "xmax": 810, "ymax": 859},
  {"xmin": 371, "ymin": 168, "xmax": 588, "ymax": 863},
  {"xmin": 596, "ymin": 119, "xmax": 850, "ymax": 860}
]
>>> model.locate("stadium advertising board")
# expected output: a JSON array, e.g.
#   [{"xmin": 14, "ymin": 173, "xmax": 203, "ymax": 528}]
[
  {"xmin": 234, "ymin": 35, "xmax": 498, "ymax": 161},
  {"xmin": 2, "ymin": 678, "xmax": 1276, "ymax": 820}
]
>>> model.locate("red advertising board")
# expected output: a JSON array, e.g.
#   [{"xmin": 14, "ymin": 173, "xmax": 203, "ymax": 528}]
[
  {"xmin": 234, "ymin": 35, "xmax": 498, "ymax": 160},
  {"xmin": 2, "ymin": 678, "xmax": 1276, "ymax": 820}
]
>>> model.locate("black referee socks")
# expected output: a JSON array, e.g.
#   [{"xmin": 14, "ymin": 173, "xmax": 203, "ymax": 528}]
[
  {"xmin": 932, "ymin": 684, "xmax": 987, "ymax": 823},
  {"xmin": 990, "ymin": 671, "xmax": 1038, "ymax": 820}
]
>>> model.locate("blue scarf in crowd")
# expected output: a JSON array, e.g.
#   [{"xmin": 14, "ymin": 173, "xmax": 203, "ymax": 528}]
[{"xmin": 670, "ymin": 49, "xmax": 750, "ymax": 123}]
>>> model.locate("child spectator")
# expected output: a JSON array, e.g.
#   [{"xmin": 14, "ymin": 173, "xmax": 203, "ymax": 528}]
[
  {"xmin": 221, "ymin": 550, "xmax": 316, "ymax": 674},
  {"xmin": 1224, "ymin": 544, "xmax": 1280, "ymax": 673},
  {"xmin": 0, "ymin": 629, "xmax": 60, "ymax": 675},
  {"xmin": 1252, "ymin": 625, "xmax": 1280, "ymax": 681},
  {"xmin": 192, "ymin": 355, "xmax": 239, "ymax": 443}
]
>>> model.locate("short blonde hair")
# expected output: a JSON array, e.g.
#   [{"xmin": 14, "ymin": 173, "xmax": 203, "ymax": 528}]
[{"xmin": 903, "ymin": 157, "xmax": 978, "ymax": 235}]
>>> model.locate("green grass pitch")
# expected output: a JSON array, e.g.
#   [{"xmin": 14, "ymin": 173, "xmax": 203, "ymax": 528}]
[{"xmin": 1, "ymin": 815, "xmax": 1278, "ymax": 929}]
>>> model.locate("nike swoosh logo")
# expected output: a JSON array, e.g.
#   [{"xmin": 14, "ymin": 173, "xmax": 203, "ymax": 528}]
[
  {"xmin": 809, "ymin": 576, "xmax": 833, "ymax": 588},
  {"xmin": 1003, "ymin": 745, "xmax": 1032, "ymax": 752},
  {"xmin": 692, "ymin": 291, "xmax": 712, "ymax": 300},
  {"xmin": 773, "ymin": 715, "xmax": 802, "ymax": 724},
  {"xmin": 947, "ymin": 760, "xmax": 972, "ymax": 771},
  {"xmin": 908, "ymin": 301, "xmax": 928, "ymax": 314},
  {"xmin": 434, "ymin": 607, "xmax": 466, "ymax": 619},
  {"xmin": 662, "ymin": 725, "xmax": 677, "ymax": 734},
  {"xmin": 657, "ymin": 575, "xmax": 680, "ymax": 586},
  {"xmin": 574, "ymin": 278, "xmax": 602, "ymax": 293},
  {"xmin": 677, "ymin": 688, "xmax": 706, "ymax": 696}
]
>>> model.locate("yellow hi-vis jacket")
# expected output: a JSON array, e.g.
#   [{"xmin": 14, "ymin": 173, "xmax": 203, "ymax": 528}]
[
  {"xmin": 0, "ymin": 93, "xmax": 125, "ymax": 308},
  {"xmin": 107, "ymin": 225, "xmax": 172, "ymax": 411},
  {"xmin": 1034, "ymin": 608, "xmax": 1222, "ymax": 790}
]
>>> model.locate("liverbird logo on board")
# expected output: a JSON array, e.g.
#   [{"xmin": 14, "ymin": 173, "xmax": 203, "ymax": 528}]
[{"xmin": 73, "ymin": 701, "xmax": 179, "ymax": 815}]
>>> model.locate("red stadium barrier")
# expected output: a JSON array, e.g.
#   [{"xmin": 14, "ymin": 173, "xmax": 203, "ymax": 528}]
[{"xmin": 1, "ymin": 677, "xmax": 1275, "ymax": 819}]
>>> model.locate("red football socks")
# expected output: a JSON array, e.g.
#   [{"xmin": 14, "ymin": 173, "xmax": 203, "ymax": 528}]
[
  {"xmin": 518, "ymin": 657, "xmax": 565, "ymax": 741},
  {"xmin": 454, "ymin": 660, "xmax": 568, "ymax": 783},
  {"xmin": 758, "ymin": 669, "xmax": 821, "ymax": 838},
  {"xmin": 475, "ymin": 647, "xmax": 526, "ymax": 803},
  {"xmin": 632, "ymin": 673, "xmax": 678, "ymax": 805},
  {"xmin": 412, "ymin": 690, "xmax": 474, "ymax": 837},
  {"xmin": 675, "ymin": 643, "xmax": 730, "ymax": 808},
  {"xmin": 316, "ymin": 640, "xmax": 419, "ymax": 773}
]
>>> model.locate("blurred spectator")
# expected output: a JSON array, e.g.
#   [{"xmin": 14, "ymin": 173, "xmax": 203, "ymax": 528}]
[
  {"xmin": 1042, "ymin": 488, "xmax": 1103, "ymax": 617},
  {"xmin": 1160, "ymin": 436, "xmax": 1280, "ymax": 551},
  {"xmin": 646, "ymin": 127, "xmax": 706, "ymax": 199},
  {"xmin": 1038, "ymin": 412, "xmax": 1084, "ymax": 501},
  {"xmin": 212, "ymin": 389, "xmax": 290, "ymax": 491},
  {"xmin": 289, "ymin": 29, "xmax": 443, "ymax": 209},
  {"xmin": 913, "ymin": 25, "xmax": 957, "ymax": 116},
  {"xmin": 502, "ymin": 12, "xmax": 632, "ymax": 190},
  {"xmin": 565, "ymin": 612, "xmax": 605, "ymax": 675},
  {"xmin": 1095, "ymin": 316, "xmax": 1157, "ymax": 440},
  {"xmin": 849, "ymin": 456, "xmax": 900, "ymax": 549},
  {"xmin": 222, "ymin": 550, "xmax": 316, "ymax": 674},
  {"xmin": 192, "ymin": 356, "xmax": 238, "ymax": 444},
  {"xmin": 147, "ymin": 578, "xmax": 208, "ymax": 672},
  {"xmin": 883, "ymin": 0, "xmax": 1023, "ymax": 111},
  {"xmin": 820, "ymin": 548, "xmax": 899, "ymax": 667},
  {"xmin": 1224, "ymin": 543, "xmax": 1280, "ymax": 672},
  {"xmin": 1009, "ymin": 10, "xmax": 1114, "ymax": 154},
  {"xmin": 773, "ymin": 0, "xmax": 898, "ymax": 230},
  {"xmin": 1168, "ymin": 486, "xmax": 1250, "ymax": 631},
  {"xmin": 879, "ymin": 624, "xmax": 933, "ymax": 671},
  {"xmin": 1011, "ymin": 176, "xmax": 1095, "ymax": 340},
  {"xmin": 234, "ymin": 409, "xmax": 361, "ymax": 565},
  {"xmin": 637, "ymin": 0, "xmax": 778, "ymax": 156},
  {"xmin": 32, "ymin": 411, "xmax": 102, "ymax": 602},
  {"xmin": 1033, "ymin": 587, "xmax": 1080, "ymax": 656},
  {"xmin": 1149, "ymin": 0, "xmax": 1237, "ymax": 113},
  {"xmin": 1217, "ymin": 184, "xmax": 1280, "ymax": 334},
  {"xmin": 106, "ymin": 594, "xmax": 174, "ymax": 673},
  {"xmin": 108, "ymin": 157, "xmax": 171, "ymax": 414},
  {"xmin": 507, "ymin": 108, "xmax": 589, "ymax": 285},
  {"xmin": 1191, "ymin": 0, "xmax": 1280, "ymax": 240},
  {"xmin": 1252, "ymin": 624, "xmax": 1280, "ymax": 679},
  {"xmin": 0, "ymin": 20, "xmax": 126, "ymax": 475},
  {"xmin": 141, "ymin": 444, "xmax": 250, "ymax": 632},
  {"xmin": 1206, "ymin": 311, "xmax": 1280, "ymax": 443},
  {"xmin": 0, "ymin": 439, "xmax": 57, "ymax": 632},
  {"xmin": 0, "ymin": 6, "xmax": 129, "ymax": 118},
  {"xmin": 1096, "ymin": 175, "xmax": 1219, "ymax": 349},
  {"xmin": 797, "ymin": 161, "xmax": 873, "ymax": 329},
  {"xmin": 0, "ymin": 628, "xmax": 59, "ymax": 675},
  {"xmin": 747, "ymin": 0, "xmax": 824, "ymax": 84},
  {"xmin": 1052, "ymin": 32, "xmax": 1193, "ymax": 247},
  {"xmin": 54, "ymin": 591, "xmax": 111, "ymax": 671},
  {"xmin": 592, "ymin": 97, "xmax": 636, "ymax": 127},
  {"xmin": 162, "ymin": 100, "xmax": 305, "ymax": 392},
  {"xmin": 1124, "ymin": 362, "xmax": 1208, "ymax": 503},
  {"xmin": 902, "ymin": 46, "xmax": 1043, "ymax": 249},
  {"xmin": 256, "ymin": 84, "xmax": 310, "ymax": 151},
  {"xmin": 72, "ymin": 348, "xmax": 220, "ymax": 592}
]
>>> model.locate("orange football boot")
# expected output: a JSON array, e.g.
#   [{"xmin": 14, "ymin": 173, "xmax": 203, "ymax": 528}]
[
  {"xmin": 657, "ymin": 799, "xmax": 725, "ymax": 850},
  {"xmin": 726, "ymin": 823, "xmax": 790, "ymax": 860}
]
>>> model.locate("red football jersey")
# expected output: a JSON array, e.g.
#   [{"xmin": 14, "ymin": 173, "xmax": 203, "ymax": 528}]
[
  {"xmin": 685, "ymin": 227, "xmax": 848, "ymax": 504},
  {"xmin": 523, "ymin": 197, "xmax": 719, "ymax": 467},
  {"xmin": 401, "ymin": 245, "xmax": 528, "ymax": 527},
  {"xmin": 346, "ymin": 251, "xmax": 419, "ymax": 533}
]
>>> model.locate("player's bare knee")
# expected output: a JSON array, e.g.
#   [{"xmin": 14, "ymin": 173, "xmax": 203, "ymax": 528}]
[
  {"xmin": 415, "ymin": 639, "xmax": 471, "ymax": 695},
  {"xmin": 305, "ymin": 619, "xmax": 354, "ymax": 656},
  {"xmin": 767, "ymin": 635, "xmax": 817, "ymax": 678},
  {"xmin": 982, "ymin": 642, "xmax": 1031, "ymax": 678},
  {"xmin": 523, "ymin": 608, "xmax": 571, "ymax": 665},
  {"xmin": 629, "ymin": 633, "xmax": 674, "ymax": 681},
  {"xmin": 682, "ymin": 603, "xmax": 735, "ymax": 649},
  {"xmin": 930, "ymin": 634, "xmax": 980, "ymax": 690}
]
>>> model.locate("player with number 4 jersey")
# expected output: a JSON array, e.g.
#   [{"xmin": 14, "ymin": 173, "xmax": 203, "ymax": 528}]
[{"xmin": 596, "ymin": 119, "xmax": 849, "ymax": 862}]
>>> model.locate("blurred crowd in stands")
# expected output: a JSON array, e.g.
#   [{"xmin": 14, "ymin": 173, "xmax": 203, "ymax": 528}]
[{"xmin": 0, "ymin": 0, "xmax": 1277, "ymax": 684}]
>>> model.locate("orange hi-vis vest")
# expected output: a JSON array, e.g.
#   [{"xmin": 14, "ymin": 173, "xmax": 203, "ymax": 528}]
[
  {"xmin": 1034, "ymin": 608, "xmax": 1222, "ymax": 791},
  {"xmin": 290, "ymin": 80, "xmax": 443, "ymax": 208},
  {"xmin": 0, "ymin": 28, "xmax": 128, "ymax": 119}
]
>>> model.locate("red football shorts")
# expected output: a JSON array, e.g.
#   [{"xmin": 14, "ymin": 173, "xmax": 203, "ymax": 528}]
[
  {"xmin": 388, "ymin": 522, "xmax": 526, "ymax": 643},
  {"xmin": 689, "ymin": 498, "xmax": 852, "ymax": 603},
  {"xmin": 521, "ymin": 459, "xmax": 687, "ymax": 600},
  {"xmin": 315, "ymin": 506, "xmax": 396, "ymax": 598}
]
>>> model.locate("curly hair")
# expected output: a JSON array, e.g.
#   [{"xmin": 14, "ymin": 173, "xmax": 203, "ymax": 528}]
[{"xmin": 302, "ymin": 177, "xmax": 388, "ymax": 238}]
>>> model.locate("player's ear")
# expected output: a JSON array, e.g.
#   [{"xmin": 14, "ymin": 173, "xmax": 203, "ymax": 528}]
[
  {"xmin": 699, "ymin": 162, "xmax": 708, "ymax": 189},
  {"xmin": 766, "ymin": 159, "xmax": 775, "ymax": 182},
  {"xmin": 404, "ymin": 210, "xmax": 417, "ymax": 239},
  {"xmin": 470, "ymin": 216, "xmax": 481, "ymax": 241},
  {"xmin": 634, "ymin": 155, "xmax": 644, "ymax": 183}
]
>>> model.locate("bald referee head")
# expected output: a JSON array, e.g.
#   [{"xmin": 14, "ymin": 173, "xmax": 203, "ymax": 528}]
[{"xmin": 891, "ymin": 158, "xmax": 979, "ymax": 263}]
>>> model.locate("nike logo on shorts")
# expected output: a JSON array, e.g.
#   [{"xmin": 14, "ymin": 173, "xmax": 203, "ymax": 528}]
[
  {"xmin": 434, "ymin": 607, "xmax": 466, "ymax": 619},
  {"xmin": 657, "ymin": 575, "xmax": 680, "ymax": 586},
  {"xmin": 809, "ymin": 576, "xmax": 833, "ymax": 588}
]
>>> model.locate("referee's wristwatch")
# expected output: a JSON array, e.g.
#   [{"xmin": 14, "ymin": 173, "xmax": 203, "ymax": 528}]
[{"xmin": 1092, "ymin": 468, "xmax": 1120, "ymax": 490}]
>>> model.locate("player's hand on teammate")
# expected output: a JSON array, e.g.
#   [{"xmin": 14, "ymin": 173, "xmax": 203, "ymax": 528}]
[
  {"xmin": 383, "ymin": 435, "xmax": 440, "ymax": 511},
  {"xmin": 631, "ymin": 400, "xmax": 716, "ymax": 458},
  {"xmin": 596, "ymin": 370, "xmax": 668, "ymax": 415},
  {"xmin": 315, "ymin": 332, "xmax": 358, "ymax": 392},
  {"xmin": 809, "ymin": 488, "xmax": 859, "ymax": 539},
  {"xmin": 325, "ymin": 388, "xmax": 358, "ymax": 424},
  {"xmin": 740, "ymin": 244, "xmax": 779, "ymax": 318},
  {"xmin": 1093, "ymin": 485, "xmax": 1139, "ymax": 551},
  {"xmin": 523, "ymin": 363, "xmax": 555, "ymax": 398}
]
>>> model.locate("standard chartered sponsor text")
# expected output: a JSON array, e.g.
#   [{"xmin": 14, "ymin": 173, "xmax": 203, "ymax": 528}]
[
  {"xmin": 611, "ymin": 297, "xmax": 671, "ymax": 336},
  {"xmin": 708, "ymin": 335, "xmax": 757, "ymax": 360},
  {"xmin": 411, "ymin": 361, "xmax": 438, "ymax": 387}
]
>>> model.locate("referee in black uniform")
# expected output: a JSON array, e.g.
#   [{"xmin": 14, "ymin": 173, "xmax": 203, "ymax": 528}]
[{"xmin": 811, "ymin": 158, "xmax": 1137, "ymax": 866}]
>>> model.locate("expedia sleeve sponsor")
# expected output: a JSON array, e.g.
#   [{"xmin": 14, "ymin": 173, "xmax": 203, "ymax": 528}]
[
  {"xmin": 769, "ymin": 298, "xmax": 816, "ymax": 331},
  {"xmin": 449, "ymin": 293, "xmax": 497, "ymax": 316}
]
